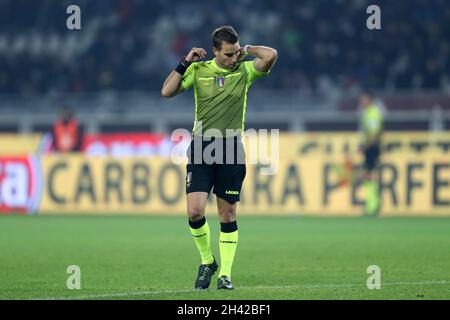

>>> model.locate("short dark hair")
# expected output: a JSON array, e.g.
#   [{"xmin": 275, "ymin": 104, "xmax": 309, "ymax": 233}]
[{"xmin": 212, "ymin": 26, "xmax": 239, "ymax": 50}]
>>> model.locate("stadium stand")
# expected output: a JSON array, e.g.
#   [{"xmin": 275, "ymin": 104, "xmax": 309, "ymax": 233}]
[{"xmin": 0, "ymin": 0, "xmax": 449, "ymax": 96}]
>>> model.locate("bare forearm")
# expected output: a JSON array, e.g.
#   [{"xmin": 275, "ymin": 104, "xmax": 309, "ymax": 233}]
[
  {"xmin": 161, "ymin": 47, "xmax": 206, "ymax": 98},
  {"xmin": 247, "ymin": 45, "xmax": 277, "ymax": 60},
  {"xmin": 246, "ymin": 45, "xmax": 278, "ymax": 73},
  {"xmin": 161, "ymin": 71, "xmax": 183, "ymax": 98}
]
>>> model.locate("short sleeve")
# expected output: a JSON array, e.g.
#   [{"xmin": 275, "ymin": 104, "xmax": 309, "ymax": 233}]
[
  {"xmin": 180, "ymin": 63, "xmax": 196, "ymax": 91},
  {"xmin": 244, "ymin": 60, "xmax": 270, "ymax": 86},
  {"xmin": 366, "ymin": 108, "xmax": 382, "ymax": 133}
]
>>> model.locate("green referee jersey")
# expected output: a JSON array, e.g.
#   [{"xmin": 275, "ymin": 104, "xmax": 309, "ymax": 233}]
[
  {"xmin": 361, "ymin": 104, "xmax": 383, "ymax": 143},
  {"xmin": 181, "ymin": 59, "xmax": 269, "ymax": 137}
]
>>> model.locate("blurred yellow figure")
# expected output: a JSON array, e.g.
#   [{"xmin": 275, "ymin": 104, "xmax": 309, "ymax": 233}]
[{"xmin": 359, "ymin": 92, "xmax": 384, "ymax": 216}]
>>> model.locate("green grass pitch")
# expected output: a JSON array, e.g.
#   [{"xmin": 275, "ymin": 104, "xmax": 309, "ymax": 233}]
[{"xmin": 0, "ymin": 215, "xmax": 449, "ymax": 300}]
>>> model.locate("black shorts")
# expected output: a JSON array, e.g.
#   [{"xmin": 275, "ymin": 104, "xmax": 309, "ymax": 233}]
[
  {"xmin": 186, "ymin": 136, "xmax": 246, "ymax": 204},
  {"xmin": 364, "ymin": 143, "xmax": 381, "ymax": 172}
]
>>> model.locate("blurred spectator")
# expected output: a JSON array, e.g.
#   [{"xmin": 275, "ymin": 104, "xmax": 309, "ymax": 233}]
[
  {"xmin": 52, "ymin": 106, "xmax": 84, "ymax": 152},
  {"xmin": 0, "ymin": 0, "xmax": 448, "ymax": 95}
]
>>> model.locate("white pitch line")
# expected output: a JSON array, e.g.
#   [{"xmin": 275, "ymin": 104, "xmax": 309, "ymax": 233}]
[{"xmin": 33, "ymin": 280, "xmax": 450, "ymax": 300}]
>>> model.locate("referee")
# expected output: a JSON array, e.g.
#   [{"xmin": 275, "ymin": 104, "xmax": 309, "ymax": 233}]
[
  {"xmin": 359, "ymin": 91, "xmax": 383, "ymax": 217},
  {"xmin": 161, "ymin": 26, "xmax": 277, "ymax": 290}
]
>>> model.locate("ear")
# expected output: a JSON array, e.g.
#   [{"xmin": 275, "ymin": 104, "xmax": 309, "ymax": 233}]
[{"xmin": 212, "ymin": 47, "xmax": 219, "ymax": 57}]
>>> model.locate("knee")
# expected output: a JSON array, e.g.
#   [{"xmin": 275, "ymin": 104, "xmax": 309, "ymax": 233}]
[
  {"xmin": 218, "ymin": 207, "xmax": 236, "ymax": 223},
  {"xmin": 187, "ymin": 206, "xmax": 205, "ymax": 221}
]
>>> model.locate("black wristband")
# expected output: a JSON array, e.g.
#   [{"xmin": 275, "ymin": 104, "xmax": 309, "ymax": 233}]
[{"xmin": 175, "ymin": 58, "xmax": 192, "ymax": 75}]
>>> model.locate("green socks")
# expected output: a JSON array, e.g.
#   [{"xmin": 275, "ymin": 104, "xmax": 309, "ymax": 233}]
[
  {"xmin": 364, "ymin": 180, "xmax": 380, "ymax": 215},
  {"xmin": 219, "ymin": 221, "xmax": 238, "ymax": 278},
  {"xmin": 189, "ymin": 217, "xmax": 214, "ymax": 265}
]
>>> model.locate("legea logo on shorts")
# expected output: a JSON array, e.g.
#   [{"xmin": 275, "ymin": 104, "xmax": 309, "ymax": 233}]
[
  {"xmin": 225, "ymin": 190, "xmax": 239, "ymax": 195},
  {"xmin": 186, "ymin": 172, "xmax": 192, "ymax": 188}
]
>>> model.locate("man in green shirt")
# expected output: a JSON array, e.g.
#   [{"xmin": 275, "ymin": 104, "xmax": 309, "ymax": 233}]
[
  {"xmin": 359, "ymin": 91, "xmax": 383, "ymax": 216},
  {"xmin": 161, "ymin": 26, "xmax": 277, "ymax": 290}
]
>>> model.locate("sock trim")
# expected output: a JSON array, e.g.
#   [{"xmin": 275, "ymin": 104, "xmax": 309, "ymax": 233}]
[
  {"xmin": 220, "ymin": 221, "xmax": 238, "ymax": 233},
  {"xmin": 189, "ymin": 216, "xmax": 206, "ymax": 229}
]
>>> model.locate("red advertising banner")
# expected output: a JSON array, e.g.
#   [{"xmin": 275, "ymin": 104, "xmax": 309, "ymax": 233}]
[
  {"xmin": 0, "ymin": 156, "xmax": 41, "ymax": 214},
  {"xmin": 82, "ymin": 133, "xmax": 183, "ymax": 157}
]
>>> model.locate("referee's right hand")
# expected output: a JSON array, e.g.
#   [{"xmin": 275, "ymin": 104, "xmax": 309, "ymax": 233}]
[{"xmin": 186, "ymin": 48, "xmax": 207, "ymax": 62}]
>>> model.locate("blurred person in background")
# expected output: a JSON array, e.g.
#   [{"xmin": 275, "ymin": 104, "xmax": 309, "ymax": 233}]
[
  {"xmin": 359, "ymin": 91, "xmax": 384, "ymax": 217},
  {"xmin": 52, "ymin": 106, "xmax": 84, "ymax": 153}
]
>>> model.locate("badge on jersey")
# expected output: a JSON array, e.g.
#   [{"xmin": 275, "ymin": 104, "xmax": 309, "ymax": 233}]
[{"xmin": 215, "ymin": 77, "xmax": 225, "ymax": 88}]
